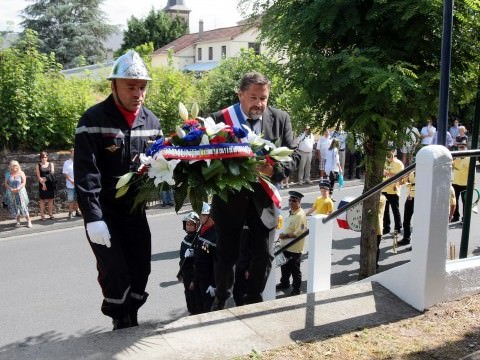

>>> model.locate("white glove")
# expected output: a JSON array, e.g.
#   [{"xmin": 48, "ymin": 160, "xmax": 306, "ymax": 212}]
[
  {"xmin": 86, "ymin": 221, "xmax": 111, "ymax": 248},
  {"xmin": 206, "ymin": 285, "xmax": 216, "ymax": 297},
  {"xmin": 184, "ymin": 248, "xmax": 194, "ymax": 258}
]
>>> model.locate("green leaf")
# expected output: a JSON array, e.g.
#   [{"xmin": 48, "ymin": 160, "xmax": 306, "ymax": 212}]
[
  {"xmin": 115, "ymin": 185, "xmax": 129, "ymax": 198},
  {"xmin": 201, "ymin": 160, "xmax": 225, "ymax": 181}
]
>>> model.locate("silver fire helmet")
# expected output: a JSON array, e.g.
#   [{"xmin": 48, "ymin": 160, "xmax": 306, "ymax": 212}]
[{"xmin": 107, "ymin": 50, "xmax": 152, "ymax": 81}]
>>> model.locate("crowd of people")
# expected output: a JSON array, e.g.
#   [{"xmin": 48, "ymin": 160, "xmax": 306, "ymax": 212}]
[{"xmin": 2, "ymin": 150, "xmax": 82, "ymax": 228}]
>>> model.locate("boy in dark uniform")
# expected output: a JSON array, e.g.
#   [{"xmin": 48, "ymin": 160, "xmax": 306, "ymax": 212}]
[
  {"xmin": 178, "ymin": 211, "xmax": 200, "ymax": 315},
  {"xmin": 193, "ymin": 203, "xmax": 217, "ymax": 313}
]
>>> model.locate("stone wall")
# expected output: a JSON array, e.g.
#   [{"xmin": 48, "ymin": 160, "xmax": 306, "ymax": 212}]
[{"xmin": 1, "ymin": 150, "xmax": 71, "ymax": 216}]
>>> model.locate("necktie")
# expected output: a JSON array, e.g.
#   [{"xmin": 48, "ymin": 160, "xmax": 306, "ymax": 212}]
[{"xmin": 247, "ymin": 118, "xmax": 258, "ymax": 132}]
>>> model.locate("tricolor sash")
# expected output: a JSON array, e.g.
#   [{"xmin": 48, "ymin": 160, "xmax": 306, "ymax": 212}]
[{"xmin": 221, "ymin": 103, "xmax": 249, "ymax": 143}]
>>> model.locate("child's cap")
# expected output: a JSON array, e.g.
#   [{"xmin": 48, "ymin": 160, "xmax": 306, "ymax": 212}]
[
  {"xmin": 319, "ymin": 179, "xmax": 330, "ymax": 190},
  {"xmin": 288, "ymin": 190, "xmax": 304, "ymax": 200}
]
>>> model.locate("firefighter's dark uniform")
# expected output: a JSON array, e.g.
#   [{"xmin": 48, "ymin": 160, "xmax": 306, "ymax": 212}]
[
  {"xmin": 193, "ymin": 225, "xmax": 217, "ymax": 313},
  {"xmin": 179, "ymin": 232, "xmax": 198, "ymax": 315},
  {"xmin": 74, "ymin": 94, "xmax": 162, "ymax": 322}
]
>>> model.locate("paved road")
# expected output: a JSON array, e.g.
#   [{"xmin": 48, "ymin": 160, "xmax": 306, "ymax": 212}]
[{"xmin": 0, "ymin": 178, "xmax": 478, "ymax": 351}]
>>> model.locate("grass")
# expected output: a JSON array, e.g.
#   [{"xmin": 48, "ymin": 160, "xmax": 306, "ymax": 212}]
[{"xmin": 238, "ymin": 292, "xmax": 480, "ymax": 360}]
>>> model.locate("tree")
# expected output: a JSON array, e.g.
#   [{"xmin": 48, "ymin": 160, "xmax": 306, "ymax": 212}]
[
  {"xmin": 20, "ymin": 0, "xmax": 116, "ymax": 69},
  {"xmin": 0, "ymin": 30, "xmax": 97, "ymax": 151},
  {"xmin": 200, "ymin": 49, "xmax": 312, "ymax": 134},
  {"xmin": 118, "ymin": 9, "xmax": 188, "ymax": 55},
  {"xmin": 244, "ymin": 0, "xmax": 480, "ymax": 278}
]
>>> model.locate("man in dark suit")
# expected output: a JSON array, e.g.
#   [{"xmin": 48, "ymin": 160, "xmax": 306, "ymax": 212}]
[{"xmin": 210, "ymin": 72, "xmax": 297, "ymax": 310}]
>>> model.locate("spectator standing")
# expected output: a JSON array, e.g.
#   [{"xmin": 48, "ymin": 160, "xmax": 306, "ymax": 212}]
[
  {"xmin": 161, "ymin": 186, "xmax": 174, "ymax": 207},
  {"xmin": 295, "ymin": 125, "xmax": 315, "ymax": 185},
  {"xmin": 74, "ymin": 50, "xmax": 162, "ymax": 329},
  {"xmin": 35, "ymin": 151, "xmax": 55, "ymax": 220},
  {"xmin": 400, "ymin": 126, "xmax": 420, "ymax": 166},
  {"xmin": 449, "ymin": 117, "xmax": 460, "ymax": 143},
  {"xmin": 399, "ymin": 170, "xmax": 416, "ymax": 246},
  {"xmin": 62, "ymin": 149, "xmax": 81, "ymax": 219},
  {"xmin": 275, "ymin": 191, "xmax": 307, "ymax": 296},
  {"xmin": 382, "ymin": 148, "xmax": 404, "ymax": 234},
  {"xmin": 210, "ymin": 72, "xmax": 298, "ymax": 310},
  {"xmin": 324, "ymin": 139, "xmax": 343, "ymax": 197},
  {"xmin": 346, "ymin": 133, "xmax": 363, "ymax": 179},
  {"xmin": 455, "ymin": 126, "xmax": 468, "ymax": 149},
  {"xmin": 4, "ymin": 160, "xmax": 32, "ymax": 228},
  {"xmin": 451, "ymin": 139, "xmax": 470, "ymax": 222},
  {"xmin": 178, "ymin": 211, "xmax": 200, "ymax": 315},
  {"xmin": 306, "ymin": 179, "xmax": 334, "ymax": 216},
  {"xmin": 331, "ymin": 125, "xmax": 347, "ymax": 174},
  {"xmin": 316, "ymin": 130, "xmax": 331, "ymax": 179},
  {"xmin": 420, "ymin": 116, "xmax": 436, "ymax": 146}
]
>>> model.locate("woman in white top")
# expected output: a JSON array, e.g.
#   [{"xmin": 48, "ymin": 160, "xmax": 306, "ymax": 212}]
[
  {"xmin": 420, "ymin": 117, "xmax": 436, "ymax": 145},
  {"xmin": 324, "ymin": 139, "xmax": 342, "ymax": 195}
]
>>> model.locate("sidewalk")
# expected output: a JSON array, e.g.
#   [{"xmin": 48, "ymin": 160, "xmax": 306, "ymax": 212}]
[
  {"xmin": 0, "ymin": 177, "xmax": 364, "ymax": 239},
  {"xmin": 0, "ymin": 281, "xmax": 419, "ymax": 360}
]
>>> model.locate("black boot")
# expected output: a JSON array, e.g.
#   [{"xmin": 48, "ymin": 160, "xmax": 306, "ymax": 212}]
[
  {"xmin": 112, "ymin": 314, "xmax": 132, "ymax": 330},
  {"xmin": 210, "ymin": 297, "xmax": 226, "ymax": 311}
]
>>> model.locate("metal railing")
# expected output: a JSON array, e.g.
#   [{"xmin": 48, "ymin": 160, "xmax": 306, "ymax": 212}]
[{"xmin": 274, "ymin": 148, "xmax": 480, "ymax": 257}]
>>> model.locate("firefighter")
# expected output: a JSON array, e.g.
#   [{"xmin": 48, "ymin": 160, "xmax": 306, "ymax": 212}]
[{"xmin": 74, "ymin": 50, "xmax": 162, "ymax": 330}]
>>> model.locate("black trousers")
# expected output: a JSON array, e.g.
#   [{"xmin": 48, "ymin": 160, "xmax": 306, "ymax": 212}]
[
  {"xmin": 382, "ymin": 193, "xmax": 402, "ymax": 233},
  {"xmin": 279, "ymin": 251, "xmax": 302, "ymax": 291},
  {"xmin": 212, "ymin": 195, "xmax": 274, "ymax": 305},
  {"xmin": 452, "ymin": 184, "xmax": 467, "ymax": 220},
  {"xmin": 403, "ymin": 197, "xmax": 415, "ymax": 239},
  {"xmin": 88, "ymin": 209, "xmax": 151, "ymax": 319}
]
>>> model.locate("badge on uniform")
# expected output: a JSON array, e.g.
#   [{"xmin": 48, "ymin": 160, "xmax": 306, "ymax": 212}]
[{"xmin": 105, "ymin": 144, "xmax": 120, "ymax": 152}]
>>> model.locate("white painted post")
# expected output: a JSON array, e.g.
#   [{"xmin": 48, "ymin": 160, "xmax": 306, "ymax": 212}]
[
  {"xmin": 307, "ymin": 214, "xmax": 334, "ymax": 293},
  {"xmin": 367, "ymin": 145, "xmax": 452, "ymax": 311}
]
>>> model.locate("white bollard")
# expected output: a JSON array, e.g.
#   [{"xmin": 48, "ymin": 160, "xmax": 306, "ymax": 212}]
[{"xmin": 307, "ymin": 214, "xmax": 334, "ymax": 293}]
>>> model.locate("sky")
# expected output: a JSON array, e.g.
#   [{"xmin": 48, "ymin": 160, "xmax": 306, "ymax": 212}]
[{"xmin": 0, "ymin": 0, "xmax": 244, "ymax": 33}]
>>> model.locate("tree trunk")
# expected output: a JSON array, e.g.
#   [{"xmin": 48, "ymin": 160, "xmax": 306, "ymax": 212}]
[{"xmin": 358, "ymin": 136, "xmax": 386, "ymax": 279}]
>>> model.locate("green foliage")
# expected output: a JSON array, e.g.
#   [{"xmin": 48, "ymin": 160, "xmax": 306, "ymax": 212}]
[
  {"xmin": 0, "ymin": 30, "xmax": 97, "ymax": 151},
  {"xmin": 118, "ymin": 9, "xmax": 188, "ymax": 56},
  {"xmin": 200, "ymin": 49, "xmax": 311, "ymax": 132},
  {"xmin": 145, "ymin": 67, "xmax": 200, "ymax": 135},
  {"xmin": 20, "ymin": 0, "xmax": 116, "ymax": 69}
]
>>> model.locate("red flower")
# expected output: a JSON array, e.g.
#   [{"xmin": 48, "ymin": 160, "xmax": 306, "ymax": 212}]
[
  {"xmin": 210, "ymin": 136, "xmax": 227, "ymax": 144},
  {"xmin": 185, "ymin": 119, "xmax": 199, "ymax": 127}
]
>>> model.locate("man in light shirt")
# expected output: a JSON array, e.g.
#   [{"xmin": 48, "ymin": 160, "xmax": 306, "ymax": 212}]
[{"xmin": 296, "ymin": 125, "xmax": 315, "ymax": 184}]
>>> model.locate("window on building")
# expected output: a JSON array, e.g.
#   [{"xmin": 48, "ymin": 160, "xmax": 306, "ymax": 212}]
[
  {"xmin": 221, "ymin": 45, "xmax": 226, "ymax": 59},
  {"xmin": 198, "ymin": 48, "xmax": 202, "ymax": 61},
  {"xmin": 208, "ymin": 47, "xmax": 213, "ymax": 60},
  {"xmin": 248, "ymin": 42, "xmax": 261, "ymax": 55}
]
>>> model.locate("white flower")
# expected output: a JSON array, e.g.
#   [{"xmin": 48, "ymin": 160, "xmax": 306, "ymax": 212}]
[
  {"xmin": 242, "ymin": 125, "xmax": 275, "ymax": 150},
  {"xmin": 176, "ymin": 125, "xmax": 186, "ymax": 139},
  {"xmin": 190, "ymin": 103, "xmax": 199, "ymax": 119},
  {"xmin": 148, "ymin": 152, "xmax": 180, "ymax": 186},
  {"xmin": 201, "ymin": 116, "xmax": 229, "ymax": 136},
  {"xmin": 269, "ymin": 147, "xmax": 294, "ymax": 162},
  {"xmin": 179, "ymin": 102, "xmax": 189, "ymax": 121},
  {"xmin": 139, "ymin": 153, "xmax": 152, "ymax": 165}
]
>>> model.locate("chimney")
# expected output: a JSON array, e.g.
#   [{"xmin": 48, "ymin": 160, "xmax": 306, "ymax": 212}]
[{"xmin": 199, "ymin": 19, "xmax": 204, "ymax": 38}]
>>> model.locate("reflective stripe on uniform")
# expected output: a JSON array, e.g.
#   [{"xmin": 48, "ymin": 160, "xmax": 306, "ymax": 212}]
[
  {"xmin": 198, "ymin": 237, "xmax": 216, "ymax": 247},
  {"xmin": 76, "ymin": 126, "xmax": 162, "ymax": 138},
  {"xmin": 75, "ymin": 126, "xmax": 125, "ymax": 137},
  {"xmin": 104, "ymin": 286, "xmax": 130, "ymax": 304},
  {"xmin": 131, "ymin": 129, "xmax": 163, "ymax": 137}
]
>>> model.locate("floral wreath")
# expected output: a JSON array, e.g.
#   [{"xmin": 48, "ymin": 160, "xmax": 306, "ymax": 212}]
[{"xmin": 116, "ymin": 102, "xmax": 293, "ymax": 214}]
